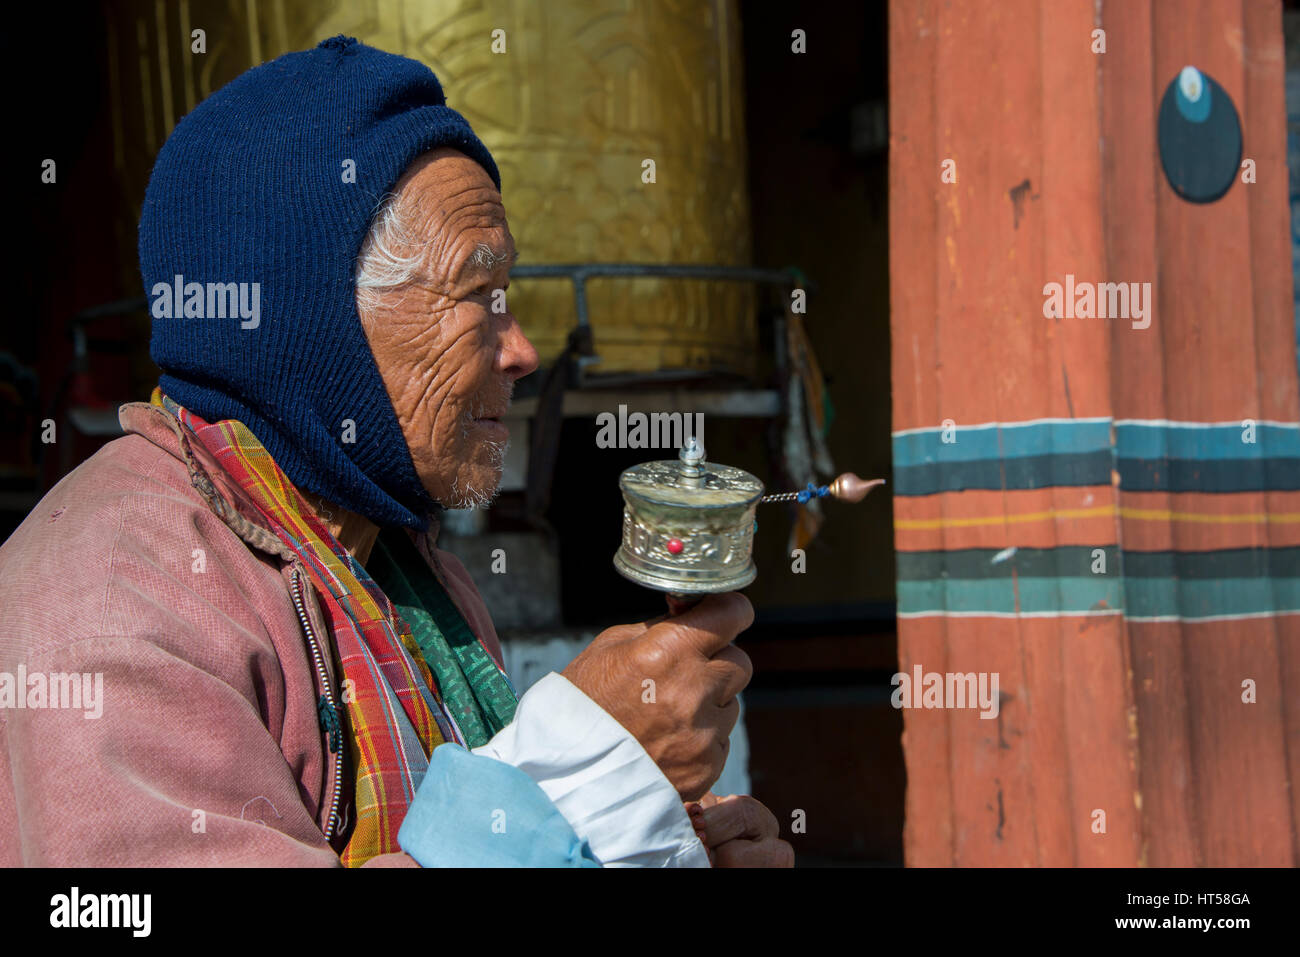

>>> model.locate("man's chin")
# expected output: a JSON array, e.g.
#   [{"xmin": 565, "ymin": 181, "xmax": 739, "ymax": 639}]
[{"xmin": 434, "ymin": 468, "xmax": 504, "ymax": 510}]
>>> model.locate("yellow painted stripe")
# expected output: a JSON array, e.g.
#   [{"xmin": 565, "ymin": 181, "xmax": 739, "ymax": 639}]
[
  {"xmin": 1121, "ymin": 507, "xmax": 1300, "ymax": 525},
  {"xmin": 895, "ymin": 506, "xmax": 1115, "ymax": 530},
  {"xmin": 896, "ymin": 506, "xmax": 1300, "ymax": 530}
]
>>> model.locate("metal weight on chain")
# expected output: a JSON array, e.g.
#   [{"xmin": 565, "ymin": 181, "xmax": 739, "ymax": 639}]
[{"xmin": 613, "ymin": 437, "xmax": 885, "ymax": 615}]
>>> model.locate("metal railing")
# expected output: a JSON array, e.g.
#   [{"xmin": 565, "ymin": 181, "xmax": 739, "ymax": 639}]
[{"xmin": 509, "ymin": 262, "xmax": 808, "ymax": 329}]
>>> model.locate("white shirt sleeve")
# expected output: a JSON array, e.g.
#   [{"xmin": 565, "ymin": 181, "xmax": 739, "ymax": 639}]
[{"xmin": 472, "ymin": 671, "xmax": 709, "ymax": 868}]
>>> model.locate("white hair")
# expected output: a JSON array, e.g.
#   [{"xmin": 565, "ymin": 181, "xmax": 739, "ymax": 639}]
[
  {"xmin": 355, "ymin": 193, "xmax": 423, "ymax": 320},
  {"xmin": 355, "ymin": 192, "xmax": 512, "ymax": 322}
]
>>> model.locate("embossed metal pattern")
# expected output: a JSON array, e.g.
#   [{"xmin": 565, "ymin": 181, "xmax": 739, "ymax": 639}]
[
  {"xmin": 621, "ymin": 459, "xmax": 763, "ymax": 506},
  {"xmin": 614, "ymin": 456, "xmax": 762, "ymax": 593}
]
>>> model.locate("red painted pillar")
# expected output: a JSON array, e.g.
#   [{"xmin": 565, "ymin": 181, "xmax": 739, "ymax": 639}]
[{"xmin": 889, "ymin": 0, "xmax": 1298, "ymax": 866}]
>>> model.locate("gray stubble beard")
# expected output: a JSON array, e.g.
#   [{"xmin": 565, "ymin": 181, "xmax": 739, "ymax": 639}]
[{"xmin": 443, "ymin": 414, "xmax": 509, "ymax": 510}]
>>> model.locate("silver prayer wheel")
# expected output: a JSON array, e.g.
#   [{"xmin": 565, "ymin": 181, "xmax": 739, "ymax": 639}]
[
  {"xmin": 614, "ymin": 438, "xmax": 764, "ymax": 595},
  {"xmin": 614, "ymin": 438, "xmax": 885, "ymax": 608}
]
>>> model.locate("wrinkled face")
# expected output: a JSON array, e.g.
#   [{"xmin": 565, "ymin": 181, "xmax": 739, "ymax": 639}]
[{"xmin": 358, "ymin": 148, "xmax": 539, "ymax": 509}]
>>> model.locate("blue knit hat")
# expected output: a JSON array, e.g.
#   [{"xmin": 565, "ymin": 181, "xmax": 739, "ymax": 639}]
[{"xmin": 139, "ymin": 36, "xmax": 502, "ymax": 529}]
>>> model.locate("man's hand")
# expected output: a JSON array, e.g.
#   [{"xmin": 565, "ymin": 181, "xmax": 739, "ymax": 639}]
[
  {"xmin": 561, "ymin": 592, "xmax": 753, "ymax": 801},
  {"xmin": 687, "ymin": 793, "xmax": 794, "ymax": 867}
]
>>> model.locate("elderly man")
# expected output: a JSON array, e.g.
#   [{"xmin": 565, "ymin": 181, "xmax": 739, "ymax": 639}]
[{"xmin": 0, "ymin": 37, "xmax": 790, "ymax": 867}]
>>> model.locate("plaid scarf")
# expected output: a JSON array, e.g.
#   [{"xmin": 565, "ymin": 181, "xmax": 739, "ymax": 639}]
[{"xmin": 152, "ymin": 390, "xmax": 517, "ymax": 864}]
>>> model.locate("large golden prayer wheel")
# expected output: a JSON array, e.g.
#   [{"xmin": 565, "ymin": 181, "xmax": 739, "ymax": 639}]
[{"xmin": 102, "ymin": 0, "xmax": 757, "ymax": 375}]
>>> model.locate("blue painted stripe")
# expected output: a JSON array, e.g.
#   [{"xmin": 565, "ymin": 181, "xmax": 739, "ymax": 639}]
[
  {"xmin": 896, "ymin": 576, "xmax": 1123, "ymax": 616},
  {"xmin": 897, "ymin": 576, "xmax": 1300, "ymax": 619},
  {"xmin": 1115, "ymin": 422, "xmax": 1300, "ymax": 461},
  {"xmin": 893, "ymin": 451, "xmax": 1112, "ymax": 494},
  {"xmin": 891, "ymin": 419, "xmax": 1300, "ymax": 494},
  {"xmin": 893, "ymin": 420, "xmax": 1112, "ymax": 466},
  {"xmin": 1118, "ymin": 458, "xmax": 1300, "ymax": 492},
  {"xmin": 896, "ymin": 574, "xmax": 1300, "ymax": 620},
  {"xmin": 1123, "ymin": 577, "xmax": 1300, "ymax": 620}
]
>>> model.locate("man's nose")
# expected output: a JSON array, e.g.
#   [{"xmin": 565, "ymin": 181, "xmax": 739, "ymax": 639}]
[{"xmin": 499, "ymin": 315, "xmax": 540, "ymax": 382}]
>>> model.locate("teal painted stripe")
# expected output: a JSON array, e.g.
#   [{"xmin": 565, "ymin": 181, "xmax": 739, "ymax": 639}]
[
  {"xmin": 896, "ymin": 576, "xmax": 1123, "ymax": 616},
  {"xmin": 893, "ymin": 419, "xmax": 1112, "ymax": 466},
  {"xmin": 893, "ymin": 419, "xmax": 1300, "ymax": 468},
  {"xmin": 1123, "ymin": 577, "xmax": 1300, "ymax": 620},
  {"xmin": 892, "ymin": 418, "xmax": 1300, "ymax": 495},
  {"xmin": 1115, "ymin": 422, "xmax": 1300, "ymax": 461},
  {"xmin": 897, "ymin": 575, "xmax": 1300, "ymax": 619},
  {"xmin": 896, "ymin": 546, "xmax": 1300, "ymax": 617}
]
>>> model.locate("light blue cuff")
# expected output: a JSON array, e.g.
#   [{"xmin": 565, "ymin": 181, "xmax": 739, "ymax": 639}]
[{"xmin": 398, "ymin": 743, "xmax": 602, "ymax": 867}]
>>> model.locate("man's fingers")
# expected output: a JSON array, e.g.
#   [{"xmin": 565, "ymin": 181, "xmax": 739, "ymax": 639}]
[
  {"xmin": 593, "ymin": 620, "xmax": 650, "ymax": 646},
  {"xmin": 691, "ymin": 794, "xmax": 795, "ymax": 868},
  {"xmin": 697, "ymin": 794, "xmax": 779, "ymax": 845},
  {"xmin": 650, "ymin": 591, "xmax": 754, "ymax": 658},
  {"xmin": 708, "ymin": 643, "xmax": 752, "ymax": 705},
  {"xmin": 716, "ymin": 698, "xmax": 740, "ymax": 748},
  {"xmin": 713, "ymin": 837, "xmax": 795, "ymax": 868}
]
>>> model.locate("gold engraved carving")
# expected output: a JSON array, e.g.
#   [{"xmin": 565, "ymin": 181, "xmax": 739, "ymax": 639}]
[{"xmin": 104, "ymin": 0, "xmax": 756, "ymax": 375}]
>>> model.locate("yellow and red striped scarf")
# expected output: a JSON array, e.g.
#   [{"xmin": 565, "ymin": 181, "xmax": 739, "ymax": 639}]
[{"xmin": 154, "ymin": 390, "xmax": 461, "ymax": 865}]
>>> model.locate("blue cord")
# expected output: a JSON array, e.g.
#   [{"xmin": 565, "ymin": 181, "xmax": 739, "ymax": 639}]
[{"xmin": 796, "ymin": 482, "xmax": 830, "ymax": 504}]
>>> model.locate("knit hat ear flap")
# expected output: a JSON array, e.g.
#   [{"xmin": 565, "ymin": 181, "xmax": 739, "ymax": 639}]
[{"xmin": 140, "ymin": 37, "xmax": 501, "ymax": 529}]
